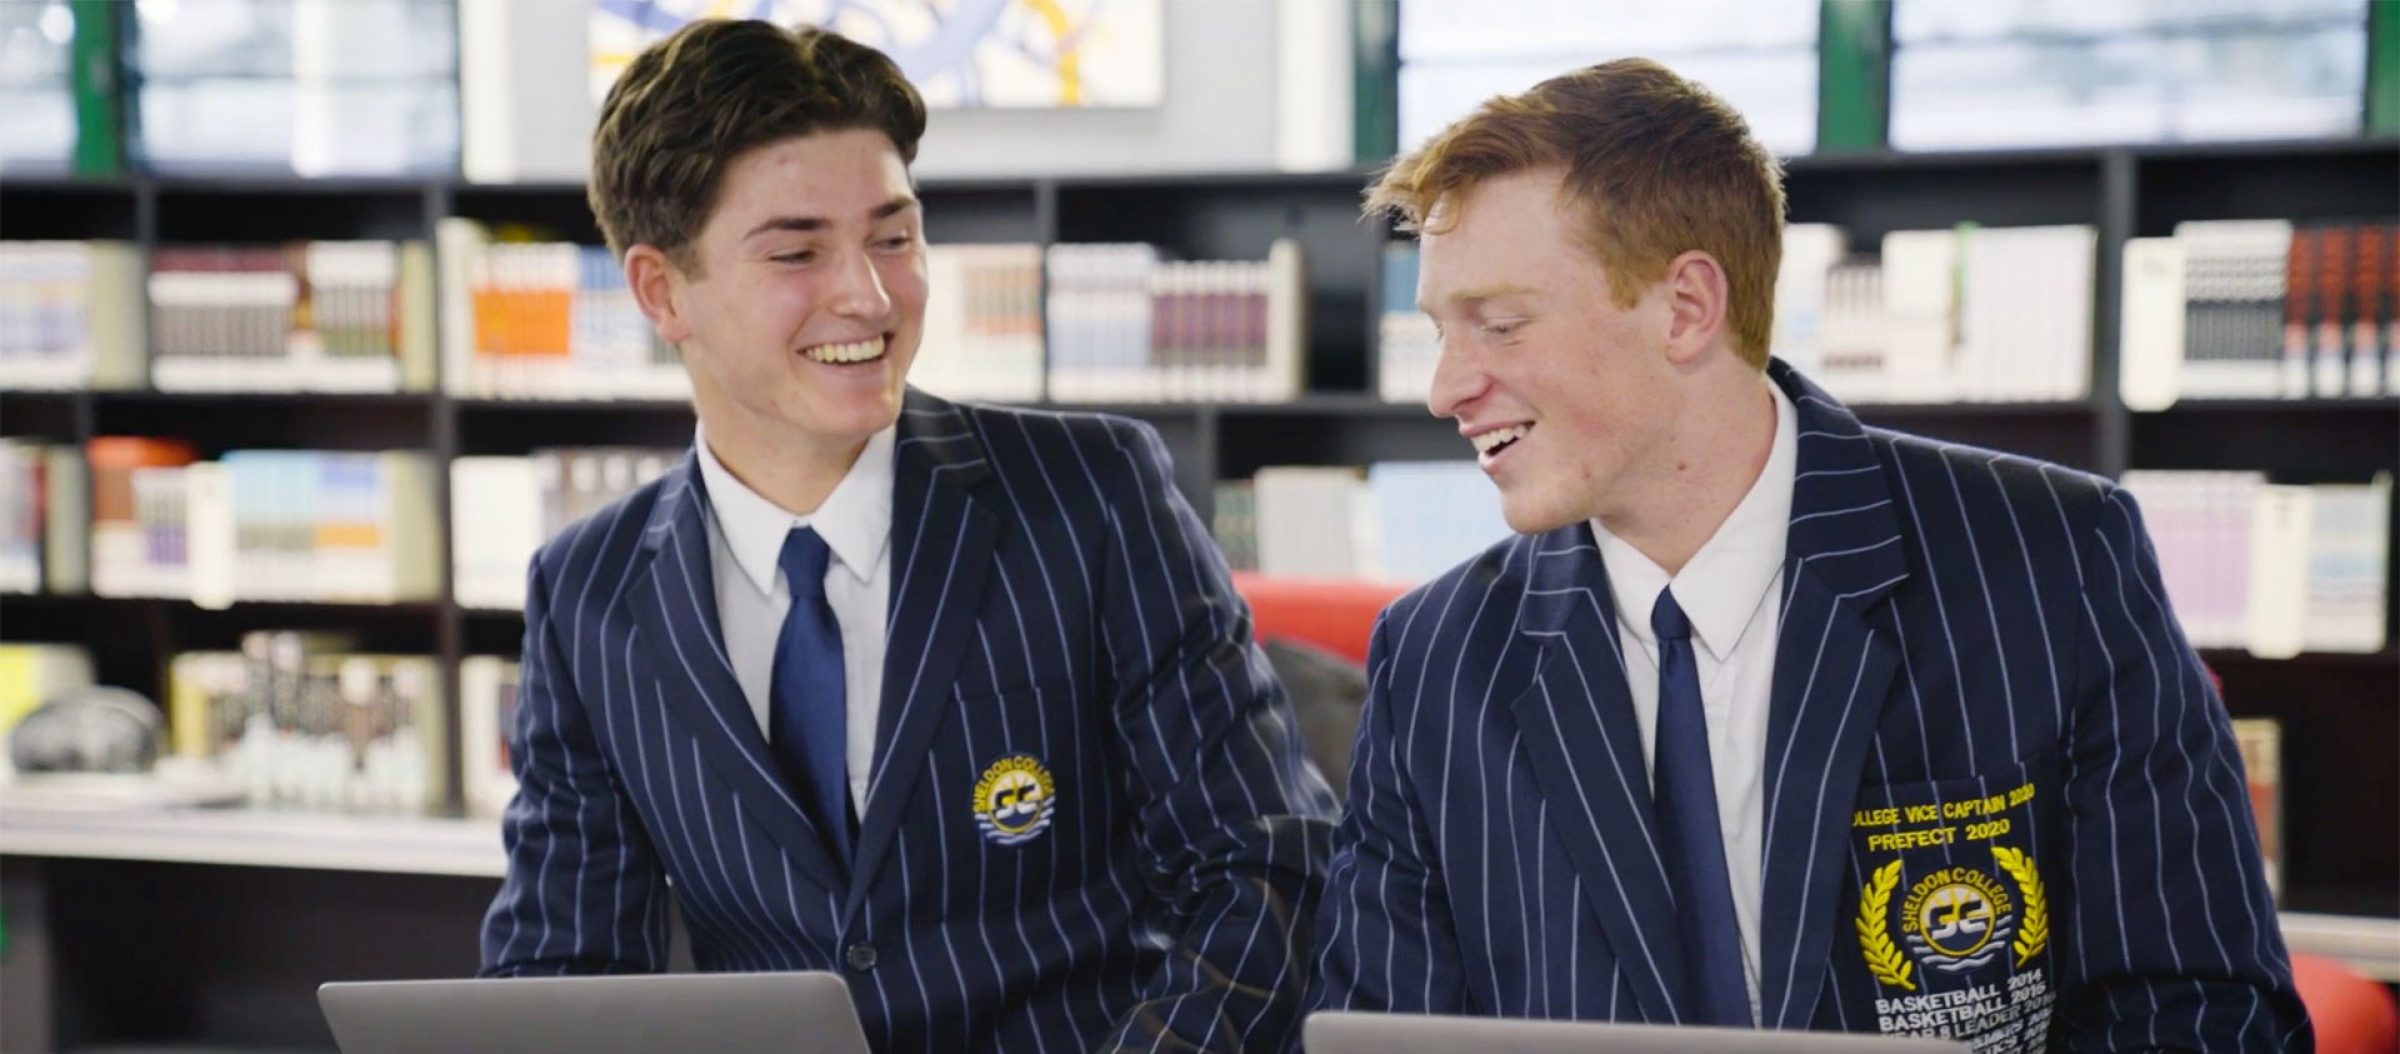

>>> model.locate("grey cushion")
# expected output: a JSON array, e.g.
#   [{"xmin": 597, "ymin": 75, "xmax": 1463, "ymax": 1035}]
[{"xmin": 1262, "ymin": 637, "xmax": 1368, "ymax": 794}]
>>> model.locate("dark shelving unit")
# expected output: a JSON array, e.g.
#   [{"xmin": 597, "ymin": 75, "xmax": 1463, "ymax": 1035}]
[{"xmin": 2, "ymin": 137, "xmax": 2395, "ymax": 925}]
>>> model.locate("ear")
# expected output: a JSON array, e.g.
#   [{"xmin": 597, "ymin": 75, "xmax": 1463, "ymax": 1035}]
[
  {"xmin": 625, "ymin": 243, "xmax": 694, "ymax": 346},
  {"xmin": 1660, "ymin": 249, "xmax": 1730, "ymax": 365}
]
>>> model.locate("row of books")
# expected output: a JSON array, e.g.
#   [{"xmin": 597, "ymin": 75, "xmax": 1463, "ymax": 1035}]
[
  {"xmin": 148, "ymin": 242, "xmax": 438, "ymax": 393},
  {"xmin": 0, "ymin": 440, "xmax": 87, "ymax": 595},
  {"xmin": 911, "ymin": 243, "xmax": 1046, "ymax": 403},
  {"xmin": 2, "ymin": 437, "xmax": 439, "ymax": 604},
  {"xmin": 440, "ymin": 229, "xmax": 1052, "ymax": 404},
  {"xmin": 451, "ymin": 448, "xmax": 681, "ymax": 610},
  {"xmin": 2121, "ymin": 221, "xmax": 2399, "ymax": 409},
  {"xmin": 431, "ymin": 231, "xmax": 1307, "ymax": 405},
  {"xmin": 0, "ymin": 242, "xmax": 146, "ymax": 390},
  {"xmin": 1044, "ymin": 241, "xmax": 1308, "ymax": 403},
  {"xmin": 0, "ymin": 239, "xmax": 438, "ymax": 393},
  {"xmin": 435, "ymin": 220, "xmax": 686, "ymax": 401},
  {"xmin": 20, "ymin": 223, "xmax": 2387, "ymax": 411},
  {"xmin": 0, "ymin": 642, "xmax": 2294, "ymax": 873},
  {"xmin": 2121, "ymin": 470, "xmax": 2390, "ymax": 657},
  {"xmin": 1783, "ymin": 223, "xmax": 2098, "ymax": 405},
  {"xmin": 0, "ymin": 635, "xmax": 464, "ymax": 817},
  {"xmin": 1213, "ymin": 461, "xmax": 1508, "ymax": 584},
  {"xmin": 166, "ymin": 633, "xmax": 445, "ymax": 813}
]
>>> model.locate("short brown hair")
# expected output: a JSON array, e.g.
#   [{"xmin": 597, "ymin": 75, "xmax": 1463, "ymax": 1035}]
[
  {"xmin": 590, "ymin": 20, "xmax": 929, "ymax": 271},
  {"xmin": 1367, "ymin": 59, "xmax": 1786, "ymax": 367}
]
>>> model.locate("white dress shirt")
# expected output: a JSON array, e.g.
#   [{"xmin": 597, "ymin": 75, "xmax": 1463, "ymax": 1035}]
[
  {"xmin": 1589, "ymin": 379, "xmax": 1797, "ymax": 1022},
  {"xmin": 695, "ymin": 424, "xmax": 894, "ymax": 816}
]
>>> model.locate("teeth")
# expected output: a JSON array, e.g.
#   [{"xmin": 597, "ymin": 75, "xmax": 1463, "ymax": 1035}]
[
  {"xmin": 804, "ymin": 336, "xmax": 885, "ymax": 364},
  {"xmin": 1471, "ymin": 424, "xmax": 1531, "ymax": 455}
]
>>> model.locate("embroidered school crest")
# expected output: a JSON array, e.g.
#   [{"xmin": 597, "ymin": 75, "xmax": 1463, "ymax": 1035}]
[
  {"xmin": 1900, "ymin": 865, "xmax": 2016, "ymax": 973},
  {"xmin": 1859, "ymin": 847, "xmax": 2052, "ymax": 985},
  {"xmin": 972, "ymin": 753, "xmax": 1056, "ymax": 846}
]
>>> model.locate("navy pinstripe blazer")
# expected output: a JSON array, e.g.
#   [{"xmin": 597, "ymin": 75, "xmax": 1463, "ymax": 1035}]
[
  {"xmin": 1314, "ymin": 362, "xmax": 2309, "ymax": 1051},
  {"xmin": 480, "ymin": 390, "xmax": 1337, "ymax": 1052}
]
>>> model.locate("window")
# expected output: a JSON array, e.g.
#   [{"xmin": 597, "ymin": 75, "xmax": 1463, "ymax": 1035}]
[
  {"xmin": 1890, "ymin": 0, "xmax": 2370, "ymax": 150},
  {"xmin": 125, "ymin": 0, "xmax": 459, "ymax": 175},
  {"xmin": 1397, "ymin": 0, "xmax": 1819, "ymax": 157},
  {"xmin": 0, "ymin": 0, "xmax": 79, "ymax": 173}
]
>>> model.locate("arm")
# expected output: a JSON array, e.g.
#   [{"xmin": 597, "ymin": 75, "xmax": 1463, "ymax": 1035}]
[
  {"xmin": 2051, "ymin": 485, "xmax": 2311, "ymax": 1051},
  {"xmin": 479, "ymin": 549, "xmax": 671, "ymax": 976},
  {"xmin": 1090, "ymin": 419, "xmax": 1338, "ymax": 1053},
  {"xmin": 1308, "ymin": 609, "xmax": 1469, "ymax": 1017}
]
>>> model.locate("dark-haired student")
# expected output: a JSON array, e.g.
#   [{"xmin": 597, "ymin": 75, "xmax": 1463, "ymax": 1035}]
[{"xmin": 478, "ymin": 20, "xmax": 1334, "ymax": 1052}]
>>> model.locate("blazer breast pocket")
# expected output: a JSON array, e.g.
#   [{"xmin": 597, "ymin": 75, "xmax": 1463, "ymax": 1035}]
[
  {"xmin": 1846, "ymin": 754, "xmax": 2061, "ymax": 1052},
  {"xmin": 949, "ymin": 680, "xmax": 1098, "ymax": 852}
]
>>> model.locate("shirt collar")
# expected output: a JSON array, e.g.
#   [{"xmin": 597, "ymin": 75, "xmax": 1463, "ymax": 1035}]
[
  {"xmin": 694, "ymin": 421, "xmax": 896, "ymax": 596},
  {"xmin": 1594, "ymin": 378, "xmax": 1798, "ymax": 662}
]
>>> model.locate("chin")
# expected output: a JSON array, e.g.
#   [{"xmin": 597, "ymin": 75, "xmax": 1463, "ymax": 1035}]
[{"xmin": 1497, "ymin": 492, "xmax": 1580, "ymax": 536}]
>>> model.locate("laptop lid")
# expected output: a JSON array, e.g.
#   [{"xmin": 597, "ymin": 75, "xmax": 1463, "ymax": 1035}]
[
  {"xmin": 1305, "ymin": 1012, "xmax": 1969, "ymax": 1053},
  {"xmin": 319, "ymin": 971, "xmax": 870, "ymax": 1054}
]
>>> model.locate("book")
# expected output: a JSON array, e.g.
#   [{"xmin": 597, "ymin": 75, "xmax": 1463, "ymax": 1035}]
[
  {"xmin": 1376, "ymin": 241, "xmax": 1438, "ymax": 403},
  {"xmin": 459, "ymin": 654, "xmax": 523, "ymax": 819},
  {"xmin": 145, "ymin": 241, "xmax": 432, "ymax": 394},
  {"xmin": 2175, "ymin": 220, "xmax": 2294, "ymax": 400},
  {"xmin": 1254, "ymin": 466, "xmax": 1369, "ymax": 579},
  {"xmin": 1045, "ymin": 240, "xmax": 1305, "ymax": 403},
  {"xmin": 0, "ymin": 240, "xmax": 145, "ymax": 390},
  {"xmin": 2229, "ymin": 717, "xmax": 2283, "ymax": 902},
  {"xmin": 86, "ymin": 436, "xmax": 198, "ymax": 598},
  {"xmin": 2119, "ymin": 237, "xmax": 2187, "ymax": 411},
  {"xmin": 450, "ymin": 448, "xmax": 678, "ymax": 610},
  {"xmin": 166, "ymin": 635, "xmax": 444, "ymax": 813},
  {"xmin": 437, "ymin": 220, "xmax": 684, "ymax": 401},
  {"xmin": 1783, "ymin": 224, "xmax": 2094, "ymax": 405},
  {"xmin": 1212, "ymin": 480, "xmax": 1258, "ymax": 574},
  {"xmin": 2124, "ymin": 469, "xmax": 2391, "ymax": 656},
  {"xmin": 914, "ymin": 243, "xmax": 1045, "ymax": 403},
  {"xmin": 2303, "ymin": 473, "xmax": 2392, "ymax": 653}
]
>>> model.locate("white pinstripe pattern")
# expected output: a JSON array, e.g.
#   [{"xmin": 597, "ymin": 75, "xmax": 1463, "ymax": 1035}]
[
  {"xmin": 481, "ymin": 389, "xmax": 1336, "ymax": 1052},
  {"xmin": 1313, "ymin": 361, "xmax": 2308, "ymax": 1051}
]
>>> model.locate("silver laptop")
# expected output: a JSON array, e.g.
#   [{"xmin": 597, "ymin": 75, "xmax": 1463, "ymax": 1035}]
[
  {"xmin": 1306, "ymin": 1012, "xmax": 1968, "ymax": 1053},
  {"xmin": 318, "ymin": 971, "xmax": 870, "ymax": 1054}
]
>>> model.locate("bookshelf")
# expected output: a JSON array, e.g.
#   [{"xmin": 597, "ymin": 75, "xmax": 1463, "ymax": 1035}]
[{"xmin": 2, "ymin": 139, "xmax": 2395, "ymax": 924}]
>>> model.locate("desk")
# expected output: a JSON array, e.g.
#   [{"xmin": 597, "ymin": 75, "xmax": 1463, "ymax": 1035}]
[{"xmin": 3, "ymin": 800, "xmax": 2391, "ymax": 1049}]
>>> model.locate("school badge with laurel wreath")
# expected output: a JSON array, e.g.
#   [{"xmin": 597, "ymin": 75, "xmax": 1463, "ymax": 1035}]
[{"xmin": 1859, "ymin": 845, "xmax": 2051, "ymax": 988}]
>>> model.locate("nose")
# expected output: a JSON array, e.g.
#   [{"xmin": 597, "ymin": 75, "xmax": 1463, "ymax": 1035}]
[
  {"xmin": 827, "ymin": 248, "xmax": 893, "ymax": 319},
  {"xmin": 1426, "ymin": 337, "xmax": 1488, "ymax": 420}
]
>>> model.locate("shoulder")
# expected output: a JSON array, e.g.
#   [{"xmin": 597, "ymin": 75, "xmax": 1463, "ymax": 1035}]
[
  {"xmin": 940, "ymin": 400, "xmax": 1156, "ymax": 460},
  {"xmin": 1380, "ymin": 530, "xmax": 1547, "ymax": 650},
  {"xmin": 937, "ymin": 400, "xmax": 1176, "ymax": 506},
  {"xmin": 1867, "ymin": 426, "xmax": 2119, "ymax": 542}
]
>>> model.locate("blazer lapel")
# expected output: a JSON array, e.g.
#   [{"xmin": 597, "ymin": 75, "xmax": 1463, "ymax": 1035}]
[
  {"xmin": 845, "ymin": 389, "xmax": 1003, "ymax": 922},
  {"xmin": 1754, "ymin": 361, "xmax": 1911, "ymax": 1027},
  {"xmin": 624, "ymin": 453, "xmax": 847, "ymax": 894},
  {"xmin": 1508, "ymin": 524, "xmax": 1693, "ymax": 1024}
]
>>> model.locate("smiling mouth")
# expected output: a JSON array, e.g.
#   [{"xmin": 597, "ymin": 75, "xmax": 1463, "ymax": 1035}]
[
  {"xmin": 1472, "ymin": 424, "xmax": 1533, "ymax": 462},
  {"xmin": 801, "ymin": 335, "xmax": 887, "ymax": 365}
]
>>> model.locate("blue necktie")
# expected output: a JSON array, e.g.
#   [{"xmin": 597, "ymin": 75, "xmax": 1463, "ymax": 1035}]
[
  {"xmin": 770, "ymin": 527, "xmax": 853, "ymax": 871},
  {"xmin": 1651, "ymin": 587, "xmax": 1752, "ymax": 1026}
]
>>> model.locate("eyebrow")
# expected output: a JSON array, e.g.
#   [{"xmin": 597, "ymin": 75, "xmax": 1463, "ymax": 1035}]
[
  {"xmin": 1419, "ymin": 283, "xmax": 1541, "ymax": 314},
  {"xmin": 742, "ymin": 195, "xmax": 921, "ymax": 240}
]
